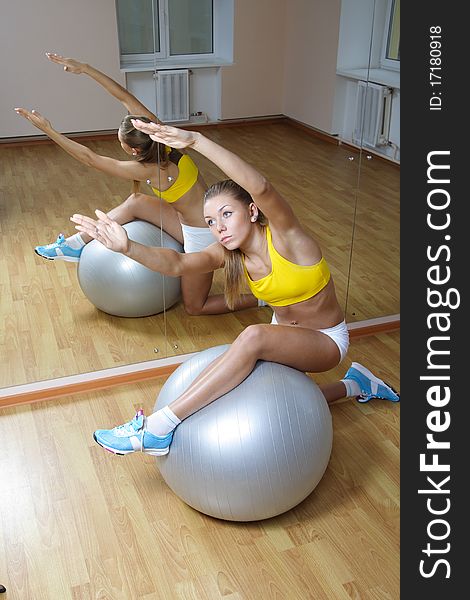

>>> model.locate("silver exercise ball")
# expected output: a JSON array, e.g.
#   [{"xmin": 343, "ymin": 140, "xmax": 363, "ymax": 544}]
[
  {"xmin": 77, "ymin": 220, "xmax": 182, "ymax": 317},
  {"xmin": 154, "ymin": 344, "xmax": 333, "ymax": 521}
]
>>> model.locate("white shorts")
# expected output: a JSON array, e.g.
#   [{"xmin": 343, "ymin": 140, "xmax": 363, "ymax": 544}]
[
  {"xmin": 271, "ymin": 314, "xmax": 349, "ymax": 362},
  {"xmin": 181, "ymin": 223, "xmax": 215, "ymax": 253}
]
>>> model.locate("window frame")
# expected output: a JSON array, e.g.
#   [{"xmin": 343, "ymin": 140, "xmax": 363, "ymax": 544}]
[
  {"xmin": 166, "ymin": 0, "xmax": 214, "ymax": 59},
  {"xmin": 117, "ymin": 0, "xmax": 223, "ymax": 70},
  {"xmin": 380, "ymin": 0, "xmax": 400, "ymax": 72}
]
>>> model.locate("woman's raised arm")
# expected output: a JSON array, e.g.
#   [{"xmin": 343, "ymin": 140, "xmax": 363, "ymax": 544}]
[
  {"xmin": 46, "ymin": 53, "xmax": 162, "ymax": 122},
  {"xmin": 71, "ymin": 210, "xmax": 223, "ymax": 277},
  {"xmin": 132, "ymin": 120, "xmax": 297, "ymax": 228},
  {"xmin": 15, "ymin": 108, "xmax": 151, "ymax": 182}
]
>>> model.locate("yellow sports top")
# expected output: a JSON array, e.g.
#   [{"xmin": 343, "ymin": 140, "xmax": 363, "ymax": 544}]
[
  {"xmin": 151, "ymin": 148, "xmax": 199, "ymax": 203},
  {"xmin": 243, "ymin": 226, "xmax": 331, "ymax": 306}
]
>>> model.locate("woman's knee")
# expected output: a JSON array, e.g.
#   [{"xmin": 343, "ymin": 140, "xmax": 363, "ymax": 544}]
[
  {"xmin": 181, "ymin": 276, "xmax": 215, "ymax": 315},
  {"xmin": 183, "ymin": 299, "xmax": 205, "ymax": 316},
  {"xmin": 181, "ymin": 287, "xmax": 208, "ymax": 315},
  {"xmin": 123, "ymin": 192, "xmax": 146, "ymax": 213},
  {"xmin": 233, "ymin": 324, "xmax": 269, "ymax": 355}
]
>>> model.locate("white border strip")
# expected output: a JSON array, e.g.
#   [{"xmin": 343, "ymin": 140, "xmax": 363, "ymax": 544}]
[
  {"xmin": 0, "ymin": 315, "xmax": 399, "ymax": 400},
  {"xmin": 347, "ymin": 313, "xmax": 400, "ymax": 330},
  {"xmin": 0, "ymin": 352, "xmax": 197, "ymax": 399}
]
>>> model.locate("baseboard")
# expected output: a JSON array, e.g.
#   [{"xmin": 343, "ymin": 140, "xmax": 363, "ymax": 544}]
[
  {"xmin": 0, "ymin": 315, "xmax": 399, "ymax": 409},
  {"xmin": 0, "ymin": 118, "xmax": 289, "ymax": 146},
  {"xmin": 0, "ymin": 130, "xmax": 119, "ymax": 147},
  {"xmin": 0, "ymin": 353, "xmax": 197, "ymax": 410},
  {"xmin": 348, "ymin": 314, "xmax": 400, "ymax": 338},
  {"xmin": 1, "ymin": 118, "xmax": 400, "ymax": 167}
]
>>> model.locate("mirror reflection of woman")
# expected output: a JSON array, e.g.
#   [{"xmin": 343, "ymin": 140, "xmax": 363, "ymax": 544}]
[
  {"xmin": 71, "ymin": 121, "xmax": 400, "ymax": 456},
  {"xmin": 14, "ymin": 53, "xmax": 260, "ymax": 315}
]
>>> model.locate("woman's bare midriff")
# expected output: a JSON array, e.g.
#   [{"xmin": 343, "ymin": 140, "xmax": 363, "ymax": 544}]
[
  {"xmin": 271, "ymin": 279, "xmax": 344, "ymax": 331},
  {"xmin": 173, "ymin": 179, "xmax": 208, "ymax": 228},
  {"xmin": 148, "ymin": 158, "xmax": 208, "ymax": 228}
]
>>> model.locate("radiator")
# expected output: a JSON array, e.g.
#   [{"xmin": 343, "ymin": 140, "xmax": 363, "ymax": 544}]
[
  {"xmin": 353, "ymin": 81, "xmax": 392, "ymax": 148},
  {"xmin": 155, "ymin": 69, "xmax": 190, "ymax": 123}
]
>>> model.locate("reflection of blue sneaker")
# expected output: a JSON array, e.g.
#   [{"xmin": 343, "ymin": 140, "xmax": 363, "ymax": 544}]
[
  {"xmin": 344, "ymin": 362, "xmax": 400, "ymax": 403},
  {"xmin": 35, "ymin": 233, "xmax": 83, "ymax": 262},
  {"xmin": 94, "ymin": 409, "xmax": 173, "ymax": 456}
]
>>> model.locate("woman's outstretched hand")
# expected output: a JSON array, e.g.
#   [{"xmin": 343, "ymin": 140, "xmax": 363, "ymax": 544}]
[
  {"xmin": 71, "ymin": 210, "xmax": 130, "ymax": 254},
  {"xmin": 14, "ymin": 108, "xmax": 52, "ymax": 132},
  {"xmin": 132, "ymin": 119, "xmax": 197, "ymax": 149},
  {"xmin": 46, "ymin": 52, "xmax": 85, "ymax": 74}
]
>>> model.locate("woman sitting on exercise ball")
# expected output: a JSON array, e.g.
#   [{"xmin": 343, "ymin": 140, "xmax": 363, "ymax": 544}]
[
  {"xmin": 71, "ymin": 120, "xmax": 400, "ymax": 456},
  {"xmin": 15, "ymin": 53, "xmax": 260, "ymax": 315}
]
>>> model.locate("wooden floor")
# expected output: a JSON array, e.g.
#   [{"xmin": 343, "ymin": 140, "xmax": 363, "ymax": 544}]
[
  {"xmin": 0, "ymin": 330, "xmax": 400, "ymax": 600},
  {"xmin": 0, "ymin": 121, "xmax": 399, "ymax": 389}
]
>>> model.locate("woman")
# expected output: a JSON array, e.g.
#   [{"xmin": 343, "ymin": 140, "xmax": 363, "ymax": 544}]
[
  {"xmin": 71, "ymin": 121, "xmax": 400, "ymax": 456},
  {"xmin": 14, "ymin": 53, "xmax": 260, "ymax": 315}
]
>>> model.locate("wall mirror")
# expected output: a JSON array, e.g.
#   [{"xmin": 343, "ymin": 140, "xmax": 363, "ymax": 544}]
[
  {"xmin": 340, "ymin": 0, "xmax": 400, "ymax": 322},
  {"xmin": 151, "ymin": 0, "xmax": 400, "ymax": 355},
  {"xmin": 0, "ymin": 0, "xmax": 398, "ymax": 395}
]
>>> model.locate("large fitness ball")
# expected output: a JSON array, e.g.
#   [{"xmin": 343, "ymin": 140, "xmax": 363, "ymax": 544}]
[
  {"xmin": 154, "ymin": 345, "xmax": 333, "ymax": 521},
  {"xmin": 77, "ymin": 220, "xmax": 182, "ymax": 317}
]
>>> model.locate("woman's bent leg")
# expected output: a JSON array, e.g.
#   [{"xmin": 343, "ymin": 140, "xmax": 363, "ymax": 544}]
[
  {"xmin": 166, "ymin": 323, "xmax": 341, "ymax": 420},
  {"xmin": 107, "ymin": 192, "xmax": 184, "ymax": 243},
  {"xmin": 35, "ymin": 192, "xmax": 182, "ymax": 262},
  {"xmin": 180, "ymin": 272, "xmax": 259, "ymax": 315},
  {"xmin": 92, "ymin": 323, "xmax": 398, "ymax": 456}
]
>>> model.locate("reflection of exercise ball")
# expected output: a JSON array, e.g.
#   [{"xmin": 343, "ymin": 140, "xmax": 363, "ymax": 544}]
[
  {"xmin": 77, "ymin": 220, "xmax": 182, "ymax": 317},
  {"xmin": 154, "ymin": 345, "xmax": 333, "ymax": 522}
]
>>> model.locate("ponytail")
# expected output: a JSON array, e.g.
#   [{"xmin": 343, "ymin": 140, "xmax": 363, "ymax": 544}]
[
  {"xmin": 119, "ymin": 115, "xmax": 168, "ymax": 165},
  {"xmin": 222, "ymin": 247, "xmax": 246, "ymax": 311}
]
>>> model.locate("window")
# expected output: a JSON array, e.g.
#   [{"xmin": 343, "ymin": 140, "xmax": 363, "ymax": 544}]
[
  {"xmin": 116, "ymin": 0, "xmax": 160, "ymax": 56},
  {"xmin": 380, "ymin": 0, "xmax": 400, "ymax": 71},
  {"xmin": 169, "ymin": 0, "xmax": 213, "ymax": 56},
  {"xmin": 115, "ymin": 0, "xmax": 232, "ymax": 69}
]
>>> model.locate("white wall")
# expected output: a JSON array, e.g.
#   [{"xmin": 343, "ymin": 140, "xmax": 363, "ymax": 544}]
[
  {"xmin": 219, "ymin": 0, "xmax": 286, "ymax": 120},
  {"xmin": 282, "ymin": 0, "xmax": 341, "ymax": 134},
  {"xmin": 0, "ymin": 0, "xmax": 126, "ymax": 138},
  {"xmin": 336, "ymin": 0, "xmax": 375, "ymax": 70},
  {"xmin": 189, "ymin": 68, "xmax": 220, "ymax": 121}
]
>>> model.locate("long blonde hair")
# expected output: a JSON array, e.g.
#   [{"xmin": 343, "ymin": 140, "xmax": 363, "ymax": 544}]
[{"xmin": 204, "ymin": 179, "xmax": 268, "ymax": 310}]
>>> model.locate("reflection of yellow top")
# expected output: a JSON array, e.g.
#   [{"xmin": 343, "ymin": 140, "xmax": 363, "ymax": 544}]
[
  {"xmin": 243, "ymin": 226, "xmax": 331, "ymax": 307},
  {"xmin": 151, "ymin": 149, "xmax": 199, "ymax": 203}
]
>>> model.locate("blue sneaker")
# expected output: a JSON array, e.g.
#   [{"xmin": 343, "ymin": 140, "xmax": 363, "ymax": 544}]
[
  {"xmin": 35, "ymin": 233, "xmax": 83, "ymax": 262},
  {"xmin": 93, "ymin": 409, "xmax": 173, "ymax": 456},
  {"xmin": 344, "ymin": 362, "xmax": 400, "ymax": 403}
]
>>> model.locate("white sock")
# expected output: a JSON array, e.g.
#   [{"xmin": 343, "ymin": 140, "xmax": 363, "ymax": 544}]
[
  {"xmin": 146, "ymin": 405, "xmax": 181, "ymax": 437},
  {"xmin": 65, "ymin": 233, "xmax": 86, "ymax": 249},
  {"xmin": 258, "ymin": 298, "xmax": 267, "ymax": 307},
  {"xmin": 341, "ymin": 378, "xmax": 361, "ymax": 397}
]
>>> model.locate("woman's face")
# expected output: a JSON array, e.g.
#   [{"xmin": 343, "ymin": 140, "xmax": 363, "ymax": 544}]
[{"xmin": 204, "ymin": 194, "xmax": 257, "ymax": 249}]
